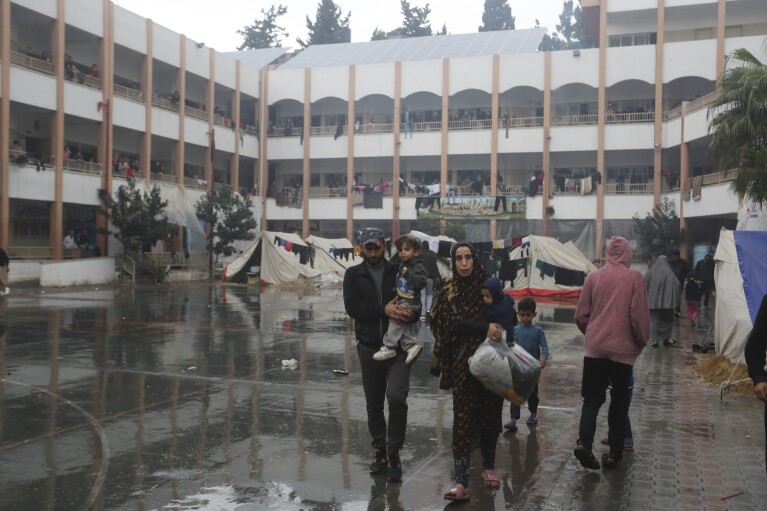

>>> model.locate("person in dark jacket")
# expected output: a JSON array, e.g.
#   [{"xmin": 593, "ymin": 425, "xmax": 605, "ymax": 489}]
[
  {"xmin": 419, "ymin": 240, "xmax": 441, "ymax": 318},
  {"xmin": 0, "ymin": 247, "xmax": 9, "ymax": 295},
  {"xmin": 668, "ymin": 249, "xmax": 689, "ymax": 317},
  {"xmin": 694, "ymin": 252, "xmax": 716, "ymax": 307},
  {"xmin": 745, "ymin": 294, "xmax": 767, "ymax": 476},
  {"xmin": 343, "ymin": 227, "xmax": 417, "ymax": 483}
]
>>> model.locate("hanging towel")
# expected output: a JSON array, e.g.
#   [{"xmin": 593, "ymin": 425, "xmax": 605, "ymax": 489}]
[
  {"xmin": 535, "ymin": 259, "xmax": 557, "ymax": 279},
  {"xmin": 554, "ymin": 267, "xmax": 586, "ymax": 286}
]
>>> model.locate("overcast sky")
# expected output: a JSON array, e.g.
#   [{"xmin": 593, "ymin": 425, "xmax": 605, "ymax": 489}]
[{"xmin": 114, "ymin": 0, "xmax": 565, "ymax": 51}]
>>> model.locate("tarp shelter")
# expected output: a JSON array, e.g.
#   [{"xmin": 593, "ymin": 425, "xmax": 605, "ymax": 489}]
[
  {"xmin": 714, "ymin": 229, "xmax": 767, "ymax": 362},
  {"xmin": 224, "ymin": 232, "xmax": 347, "ymax": 285},
  {"xmin": 305, "ymin": 235, "xmax": 362, "ymax": 270},
  {"xmin": 506, "ymin": 235, "xmax": 597, "ymax": 298}
]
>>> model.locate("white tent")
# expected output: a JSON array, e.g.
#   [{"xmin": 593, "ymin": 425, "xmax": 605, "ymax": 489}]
[
  {"xmin": 714, "ymin": 229, "xmax": 767, "ymax": 362},
  {"xmin": 305, "ymin": 235, "xmax": 362, "ymax": 270},
  {"xmin": 506, "ymin": 235, "xmax": 597, "ymax": 298}
]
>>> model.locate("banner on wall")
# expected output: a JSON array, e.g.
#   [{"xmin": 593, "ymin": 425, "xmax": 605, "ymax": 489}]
[{"xmin": 416, "ymin": 194, "xmax": 526, "ymax": 219}]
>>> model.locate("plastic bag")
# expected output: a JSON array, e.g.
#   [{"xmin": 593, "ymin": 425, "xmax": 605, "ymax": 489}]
[{"xmin": 468, "ymin": 338, "xmax": 541, "ymax": 405}]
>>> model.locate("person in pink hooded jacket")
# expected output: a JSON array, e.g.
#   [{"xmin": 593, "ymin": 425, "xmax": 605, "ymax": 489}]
[{"xmin": 573, "ymin": 236, "xmax": 650, "ymax": 470}]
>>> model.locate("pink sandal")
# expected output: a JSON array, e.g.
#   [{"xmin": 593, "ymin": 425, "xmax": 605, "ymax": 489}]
[
  {"xmin": 443, "ymin": 485, "xmax": 470, "ymax": 501},
  {"xmin": 482, "ymin": 470, "xmax": 500, "ymax": 488}
]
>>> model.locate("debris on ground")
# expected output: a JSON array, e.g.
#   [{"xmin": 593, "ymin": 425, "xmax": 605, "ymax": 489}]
[{"xmin": 692, "ymin": 354, "xmax": 752, "ymax": 395}]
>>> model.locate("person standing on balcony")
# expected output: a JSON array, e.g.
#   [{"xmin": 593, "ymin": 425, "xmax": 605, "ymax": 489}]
[
  {"xmin": 494, "ymin": 172, "xmax": 507, "ymax": 213},
  {"xmin": 88, "ymin": 63, "xmax": 99, "ymax": 78},
  {"xmin": 77, "ymin": 230, "xmax": 91, "ymax": 258},
  {"xmin": 0, "ymin": 247, "xmax": 9, "ymax": 296}
]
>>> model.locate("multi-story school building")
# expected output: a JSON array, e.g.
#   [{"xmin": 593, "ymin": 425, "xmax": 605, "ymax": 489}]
[{"xmin": 2, "ymin": 0, "xmax": 765, "ymax": 262}]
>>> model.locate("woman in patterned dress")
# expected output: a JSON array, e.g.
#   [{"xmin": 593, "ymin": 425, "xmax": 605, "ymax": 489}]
[{"xmin": 430, "ymin": 242, "xmax": 505, "ymax": 501}]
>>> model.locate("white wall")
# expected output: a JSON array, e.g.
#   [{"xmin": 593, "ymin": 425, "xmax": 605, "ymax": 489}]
[
  {"xmin": 268, "ymin": 68, "xmax": 305, "ymax": 104},
  {"xmin": 550, "ymin": 126, "xmax": 598, "ymax": 152},
  {"xmin": 500, "ymin": 53, "xmax": 545, "ymax": 92},
  {"xmin": 607, "ymin": 0, "xmax": 659, "ymax": 12},
  {"xmin": 152, "ymin": 23, "xmax": 180, "ymax": 67},
  {"xmin": 551, "ymin": 47, "xmax": 600, "ymax": 90},
  {"xmin": 402, "ymin": 59, "xmax": 442, "ymax": 98},
  {"xmin": 355, "ymin": 63, "xmax": 395, "ymax": 101},
  {"xmin": 64, "ymin": 82, "xmax": 103, "ymax": 121},
  {"xmin": 239, "ymin": 135, "xmax": 259, "ymax": 159},
  {"xmin": 62, "ymin": 171, "xmax": 101, "ymax": 205},
  {"xmin": 447, "ymin": 131, "xmax": 492, "ymax": 155},
  {"xmin": 400, "ymin": 132, "xmax": 441, "ymax": 157},
  {"xmin": 240, "ymin": 64, "xmax": 259, "ymax": 98},
  {"xmin": 184, "ymin": 117, "xmax": 208, "ymax": 147},
  {"xmin": 724, "ymin": 35, "xmax": 767, "ymax": 61},
  {"xmin": 39, "ymin": 257, "xmax": 115, "ymax": 286},
  {"xmin": 354, "ymin": 134, "xmax": 395, "ymax": 158},
  {"xmin": 214, "ymin": 54, "xmax": 236, "ymax": 90},
  {"xmin": 499, "ymin": 128, "xmax": 544, "ymax": 154},
  {"xmin": 151, "ymin": 107, "xmax": 180, "ymax": 140},
  {"xmin": 449, "ymin": 56, "xmax": 493, "ymax": 95},
  {"xmin": 112, "ymin": 97, "xmax": 146, "ymax": 132},
  {"xmin": 664, "ymin": 116, "xmax": 682, "ymax": 147},
  {"xmin": 265, "ymin": 199, "xmax": 303, "ymax": 220},
  {"xmin": 10, "ymin": 67, "xmax": 56, "ymax": 110},
  {"xmin": 666, "ymin": 0, "xmax": 716, "ymax": 7},
  {"xmin": 113, "ymin": 6, "xmax": 146, "ymax": 54},
  {"xmin": 65, "ymin": 0, "xmax": 103, "ymax": 37},
  {"xmin": 9, "ymin": 162, "xmax": 55, "ymax": 201},
  {"xmin": 215, "ymin": 127, "xmax": 235, "ymax": 154},
  {"xmin": 683, "ymin": 108, "xmax": 709, "ymax": 142},
  {"xmin": 268, "ymin": 137, "xmax": 304, "ymax": 160},
  {"xmin": 526, "ymin": 195, "xmax": 543, "ymax": 220},
  {"xmin": 311, "ymin": 66, "xmax": 348, "ymax": 103},
  {"xmin": 605, "ymin": 194, "xmax": 655, "ymax": 219},
  {"xmin": 664, "ymin": 40, "xmax": 717, "ymax": 82},
  {"xmin": 549, "ymin": 195, "xmax": 597, "ymax": 219},
  {"xmin": 605, "ymin": 123, "xmax": 654, "ymax": 151},
  {"xmin": 606, "ymin": 45, "xmax": 656, "ymax": 87},
  {"xmin": 12, "ymin": 0, "xmax": 56, "ymax": 19},
  {"xmin": 310, "ymin": 135, "xmax": 348, "ymax": 159},
  {"xmin": 185, "ymin": 41, "xmax": 210, "ymax": 79},
  {"xmin": 682, "ymin": 183, "xmax": 739, "ymax": 218},
  {"xmin": 307, "ymin": 198, "xmax": 347, "ymax": 219},
  {"xmin": 7, "ymin": 260, "xmax": 42, "ymax": 283}
]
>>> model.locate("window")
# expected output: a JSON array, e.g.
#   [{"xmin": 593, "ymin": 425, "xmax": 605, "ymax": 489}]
[{"xmin": 608, "ymin": 32, "xmax": 657, "ymax": 47}]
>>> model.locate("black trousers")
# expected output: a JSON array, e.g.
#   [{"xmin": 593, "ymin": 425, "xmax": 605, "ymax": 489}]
[
  {"xmin": 494, "ymin": 195, "xmax": 507, "ymax": 212},
  {"xmin": 357, "ymin": 343, "xmax": 411, "ymax": 456},
  {"xmin": 701, "ymin": 282, "xmax": 714, "ymax": 307},
  {"xmin": 577, "ymin": 357, "xmax": 632, "ymax": 459}
]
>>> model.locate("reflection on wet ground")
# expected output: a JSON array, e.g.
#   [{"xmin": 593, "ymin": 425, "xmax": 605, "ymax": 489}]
[{"xmin": 0, "ymin": 285, "xmax": 764, "ymax": 510}]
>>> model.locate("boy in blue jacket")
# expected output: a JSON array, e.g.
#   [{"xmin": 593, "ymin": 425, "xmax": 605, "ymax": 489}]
[{"xmin": 505, "ymin": 297, "xmax": 549, "ymax": 431}]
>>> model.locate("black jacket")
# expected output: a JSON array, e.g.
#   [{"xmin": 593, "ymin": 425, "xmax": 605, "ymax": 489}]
[
  {"xmin": 343, "ymin": 259, "xmax": 400, "ymax": 348},
  {"xmin": 419, "ymin": 249, "xmax": 441, "ymax": 281}
]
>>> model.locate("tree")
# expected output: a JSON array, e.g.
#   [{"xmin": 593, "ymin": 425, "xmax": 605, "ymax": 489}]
[
  {"xmin": 297, "ymin": 0, "xmax": 350, "ymax": 48},
  {"xmin": 237, "ymin": 4, "xmax": 289, "ymax": 50},
  {"xmin": 371, "ymin": 27, "xmax": 388, "ymax": 41},
  {"xmin": 196, "ymin": 187, "xmax": 258, "ymax": 276},
  {"xmin": 708, "ymin": 47, "xmax": 767, "ymax": 206},
  {"xmin": 479, "ymin": 0, "xmax": 515, "ymax": 32},
  {"xmin": 101, "ymin": 181, "xmax": 175, "ymax": 255},
  {"xmin": 538, "ymin": 0, "xmax": 593, "ymax": 51},
  {"xmin": 400, "ymin": 0, "xmax": 433, "ymax": 38},
  {"xmin": 632, "ymin": 197, "xmax": 682, "ymax": 262}
]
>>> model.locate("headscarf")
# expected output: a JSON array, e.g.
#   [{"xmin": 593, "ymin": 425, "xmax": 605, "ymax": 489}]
[{"xmin": 645, "ymin": 255, "xmax": 681, "ymax": 309}]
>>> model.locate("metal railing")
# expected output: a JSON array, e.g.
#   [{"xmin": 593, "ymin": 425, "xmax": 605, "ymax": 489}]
[
  {"xmin": 184, "ymin": 176, "xmax": 208, "ymax": 189},
  {"xmin": 114, "ymin": 83, "xmax": 144, "ymax": 102},
  {"xmin": 63, "ymin": 159, "xmax": 102, "ymax": 175},
  {"xmin": 357, "ymin": 123, "xmax": 393, "ymax": 134},
  {"xmin": 10, "ymin": 51, "xmax": 55, "ymax": 75},
  {"xmin": 604, "ymin": 182, "xmax": 654, "ymax": 194},
  {"xmin": 412, "ymin": 121, "xmax": 442, "ymax": 132},
  {"xmin": 152, "ymin": 96, "xmax": 179, "ymax": 112},
  {"xmin": 185, "ymin": 105, "xmax": 208, "ymax": 121},
  {"xmin": 269, "ymin": 126, "xmax": 304, "ymax": 137},
  {"xmin": 510, "ymin": 117, "xmax": 544, "ymax": 127},
  {"xmin": 448, "ymin": 119, "xmax": 493, "ymax": 130},
  {"xmin": 551, "ymin": 114, "xmax": 599, "ymax": 126},
  {"xmin": 310, "ymin": 125, "xmax": 343, "ymax": 136},
  {"xmin": 144, "ymin": 251, "xmax": 189, "ymax": 267},
  {"xmin": 606, "ymin": 112, "xmax": 654, "ymax": 123},
  {"xmin": 80, "ymin": 74, "xmax": 102, "ymax": 90},
  {"xmin": 8, "ymin": 246, "xmax": 53, "ymax": 259}
]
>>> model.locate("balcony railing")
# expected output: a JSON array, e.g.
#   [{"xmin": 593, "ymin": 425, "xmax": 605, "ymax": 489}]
[
  {"xmin": 63, "ymin": 159, "xmax": 101, "ymax": 175},
  {"xmin": 144, "ymin": 251, "xmax": 190, "ymax": 267},
  {"xmin": 6, "ymin": 247, "xmax": 78, "ymax": 259},
  {"xmin": 185, "ymin": 105, "xmax": 208, "ymax": 121},
  {"xmin": 114, "ymin": 83, "xmax": 144, "ymax": 103},
  {"xmin": 552, "ymin": 114, "xmax": 598, "ymax": 126},
  {"xmin": 604, "ymin": 182, "xmax": 654, "ymax": 194},
  {"xmin": 152, "ymin": 96, "xmax": 179, "ymax": 112},
  {"xmin": 606, "ymin": 112, "xmax": 654, "ymax": 123},
  {"xmin": 184, "ymin": 176, "xmax": 208, "ymax": 189},
  {"xmin": 448, "ymin": 119, "xmax": 492, "ymax": 130},
  {"xmin": 10, "ymin": 51, "xmax": 55, "ymax": 75},
  {"xmin": 412, "ymin": 121, "xmax": 442, "ymax": 132},
  {"xmin": 701, "ymin": 168, "xmax": 737, "ymax": 186},
  {"xmin": 664, "ymin": 90, "xmax": 720, "ymax": 120},
  {"xmin": 510, "ymin": 117, "xmax": 544, "ymax": 127},
  {"xmin": 69, "ymin": 73, "xmax": 102, "ymax": 90},
  {"xmin": 269, "ymin": 127, "xmax": 304, "ymax": 137}
]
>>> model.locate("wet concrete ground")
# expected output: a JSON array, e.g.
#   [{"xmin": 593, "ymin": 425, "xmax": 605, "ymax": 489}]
[{"xmin": 0, "ymin": 284, "xmax": 764, "ymax": 511}]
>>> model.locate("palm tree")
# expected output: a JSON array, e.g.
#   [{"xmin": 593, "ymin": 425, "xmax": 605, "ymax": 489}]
[{"xmin": 708, "ymin": 46, "xmax": 767, "ymax": 206}]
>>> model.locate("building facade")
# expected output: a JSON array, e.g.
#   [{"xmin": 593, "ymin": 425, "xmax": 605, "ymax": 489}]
[{"xmin": 1, "ymin": 0, "xmax": 765, "ymax": 262}]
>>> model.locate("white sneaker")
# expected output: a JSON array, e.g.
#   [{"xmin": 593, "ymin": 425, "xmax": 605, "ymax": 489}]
[
  {"xmin": 405, "ymin": 345, "xmax": 422, "ymax": 366},
  {"xmin": 1, "ymin": 288, "xmax": 8, "ymax": 295},
  {"xmin": 373, "ymin": 346, "xmax": 397, "ymax": 361}
]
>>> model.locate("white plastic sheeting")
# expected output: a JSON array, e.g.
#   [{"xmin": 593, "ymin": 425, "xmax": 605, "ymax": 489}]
[
  {"xmin": 131, "ymin": 178, "xmax": 205, "ymax": 236},
  {"xmin": 305, "ymin": 235, "xmax": 362, "ymax": 271}
]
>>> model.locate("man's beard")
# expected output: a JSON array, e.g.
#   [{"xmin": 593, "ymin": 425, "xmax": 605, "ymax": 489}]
[{"xmin": 364, "ymin": 253, "xmax": 383, "ymax": 266}]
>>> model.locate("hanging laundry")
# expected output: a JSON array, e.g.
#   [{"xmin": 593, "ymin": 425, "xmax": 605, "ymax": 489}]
[
  {"xmin": 535, "ymin": 259, "xmax": 557, "ymax": 279},
  {"xmin": 554, "ymin": 267, "xmax": 586, "ymax": 286}
]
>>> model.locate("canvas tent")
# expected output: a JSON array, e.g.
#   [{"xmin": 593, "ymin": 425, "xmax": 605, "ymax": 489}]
[
  {"xmin": 714, "ymin": 229, "xmax": 767, "ymax": 362},
  {"xmin": 224, "ymin": 231, "xmax": 347, "ymax": 285},
  {"xmin": 506, "ymin": 235, "xmax": 597, "ymax": 298},
  {"xmin": 305, "ymin": 235, "xmax": 362, "ymax": 271}
]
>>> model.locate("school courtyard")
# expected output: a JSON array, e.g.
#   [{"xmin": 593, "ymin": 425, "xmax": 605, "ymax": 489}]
[{"xmin": 0, "ymin": 283, "xmax": 764, "ymax": 510}]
